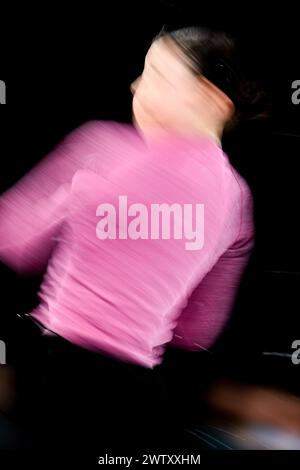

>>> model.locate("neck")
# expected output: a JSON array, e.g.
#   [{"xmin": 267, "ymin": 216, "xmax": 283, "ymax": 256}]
[
  {"xmin": 138, "ymin": 122, "xmax": 223, "ymax": 148},
  {"xmin": 179, "ymin": 117, "xmax": 223, "ymax": 146}
]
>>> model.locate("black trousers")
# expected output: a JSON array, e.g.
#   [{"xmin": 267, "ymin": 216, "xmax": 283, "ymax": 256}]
[{"xmin": 11, "ymin": 314, "xmax": 194, "ymax": 452}]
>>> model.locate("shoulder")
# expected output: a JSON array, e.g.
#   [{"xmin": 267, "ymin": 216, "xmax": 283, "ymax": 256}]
[{"xmin": 65, "ymin": 120, "xmax": 134, "ymax": 144}]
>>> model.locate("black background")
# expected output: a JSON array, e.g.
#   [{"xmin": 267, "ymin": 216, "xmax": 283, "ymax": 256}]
[{"xmin": 0, "ymin": 1, "xmax": 299, "ymax": 407}]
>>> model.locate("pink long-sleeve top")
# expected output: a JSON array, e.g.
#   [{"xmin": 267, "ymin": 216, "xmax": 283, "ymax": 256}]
[{"xmin": 0, "ymin": 121, "xmax": 254, "ymax": 368}]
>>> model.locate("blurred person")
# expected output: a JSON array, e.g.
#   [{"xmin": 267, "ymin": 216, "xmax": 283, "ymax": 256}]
[
  {"xmin": 183, "ymin": 379, "xmax": 300, "ymax": 449},
  {"xmin": 0, "ymin": 27, "xmax": 260, "ymax": 450}
]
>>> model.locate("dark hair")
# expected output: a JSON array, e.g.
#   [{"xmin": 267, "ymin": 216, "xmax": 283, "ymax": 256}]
[{"xmin": 154, "ymin": 26, "xmax": 268, "ymax": 131}]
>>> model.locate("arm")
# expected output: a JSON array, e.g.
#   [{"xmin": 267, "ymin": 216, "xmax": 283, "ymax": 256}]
[
  {"xmin": 0, "ymin": 121, "xmax": 106, "ymax": 274},
  {"xmin": 171, "ymin": 184, "xmax": 255, "ymax": 351}
]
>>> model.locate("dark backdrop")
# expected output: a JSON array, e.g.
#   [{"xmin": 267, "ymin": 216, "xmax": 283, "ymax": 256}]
[{"xmin": 0, "ymin": 1, "xmax": 299, "ymax": 404}]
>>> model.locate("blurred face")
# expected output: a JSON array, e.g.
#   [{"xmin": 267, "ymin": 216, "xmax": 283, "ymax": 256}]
[
  {"xmin": 131, "ymin": 37, "xmax": 233, "ymax": 140},
  {"xmin": 131, "ymin": 38, "xmax": 198, "ymax": 136}
]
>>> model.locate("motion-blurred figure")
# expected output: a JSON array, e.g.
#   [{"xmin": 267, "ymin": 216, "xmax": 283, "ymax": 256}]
[
  {"xmin": 0, "ymin": 27, "xmax": 259, "ymax": 449},
  {"xmin": 186, "ymin": 379, "xmax": 300, "ymax": 449}
]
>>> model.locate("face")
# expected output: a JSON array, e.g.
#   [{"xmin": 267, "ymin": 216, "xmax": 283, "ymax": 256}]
[
  {"xmin": 131, "ymin": 38, "xmax": 200, "ymax": 136},
  {"xmin": 131, "ymin": 37, "xmax": 233, "ymax": 140}
]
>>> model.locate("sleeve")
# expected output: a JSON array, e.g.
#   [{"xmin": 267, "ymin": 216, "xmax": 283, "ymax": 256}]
[
  {"xmin": 170, "ymin": 183, "xmax": 255, "ymax": 351},
  {"xmin": 0, "ymin": 121, "xmax": 106, "ymax": 274}
]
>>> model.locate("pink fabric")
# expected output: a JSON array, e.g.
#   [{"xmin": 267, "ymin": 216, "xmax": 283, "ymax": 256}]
[{"xmin": 0, "ymin": 121, "xmax": 254, "ymax": 368}]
